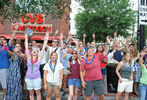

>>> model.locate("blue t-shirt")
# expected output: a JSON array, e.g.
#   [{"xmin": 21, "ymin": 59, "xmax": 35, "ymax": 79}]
[
  {"xmin": 0, "ymin": 44, "xmax": 12, "ymax": 69},
  {"xmin": 84, "ymin": 46, "xmax": 88, "ymax": 51},
  {"xmin": 63, "ymin": 53, "xmax": 71, "ymax": 69},
  {"xmin": 113, "ymin": 49, "xmax": 123, "ymax": 62}
]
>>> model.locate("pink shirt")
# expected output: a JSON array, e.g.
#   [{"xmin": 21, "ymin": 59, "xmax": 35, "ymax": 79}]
[{"xmin": 80, "ymin": 53, "xmax": 105, "ymax": 81}]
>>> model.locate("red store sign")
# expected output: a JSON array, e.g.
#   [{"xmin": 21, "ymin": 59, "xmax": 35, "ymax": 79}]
[{"xmin": 12, "ymin": 14, "xmax": 52, "ymax": 33}]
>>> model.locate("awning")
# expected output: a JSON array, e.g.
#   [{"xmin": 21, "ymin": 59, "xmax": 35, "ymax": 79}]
[{"xmin": 0, "ymin": 35, "xmax": 60, "ymax": 40}]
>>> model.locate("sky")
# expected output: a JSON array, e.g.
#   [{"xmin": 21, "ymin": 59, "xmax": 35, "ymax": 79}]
[{"xmin": 70, "ymin": 0, "xmax": 139, "ymax": 35}]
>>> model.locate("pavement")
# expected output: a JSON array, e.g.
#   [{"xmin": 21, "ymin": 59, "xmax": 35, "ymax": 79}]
[{"xmin": 0, "ymin": 90, "xmax": 139, "ymax": 100}]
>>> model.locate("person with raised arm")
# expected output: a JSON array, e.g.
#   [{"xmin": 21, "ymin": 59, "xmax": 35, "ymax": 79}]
[
  {"xmin": 80, "ymin": 36, "xmax": 110, "ymax": 100},
  {"xmin": 5, "ymin": 42, "xmax": 25, "ymax": 100},
  {"xmin": 46, "ymin": 30, "xmax": 62, "ymax": 63},
  {"xmin": 139, "ymin": 50, "xmax": 147, "ymax": 100},
  {"xmin": 25, "ymin": 32, "xmax": 49, "ymax": 100},
  {"xmin": 0, "ymin": 31, "xmax": 16, "ymax": 100},
  {"xmin": 43, "ymin": 51, "xmax": 64, "ymax": 100},
  {"xmin": 91, "ymin": 33, "xmax": 96, "ymax": 53}
]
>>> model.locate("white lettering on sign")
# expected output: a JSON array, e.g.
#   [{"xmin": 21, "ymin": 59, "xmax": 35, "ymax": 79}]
[{"xmin": 139, "ymin": 5, "xmax": 147, "ymax": 25}]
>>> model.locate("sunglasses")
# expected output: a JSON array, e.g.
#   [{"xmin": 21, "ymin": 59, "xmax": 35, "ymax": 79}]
[{"xmin": 72, "ymin": 53, "xmax": 77, "ymax": 55}]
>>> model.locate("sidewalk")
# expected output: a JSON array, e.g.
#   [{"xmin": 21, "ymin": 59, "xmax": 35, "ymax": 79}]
[{"xmin": 0, "ymin": 90, "xmax": 139, "ymax": 100}]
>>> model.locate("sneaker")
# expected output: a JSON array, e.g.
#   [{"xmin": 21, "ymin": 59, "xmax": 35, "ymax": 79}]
[{"xmin": 62, "ymin": 91, "xmax": 67, "ymax": 96}]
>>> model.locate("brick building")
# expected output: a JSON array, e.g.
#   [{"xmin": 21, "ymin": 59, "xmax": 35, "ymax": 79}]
[{"xmin": 0, "ymin": 5, "xmax": 70, "ymax": 41}]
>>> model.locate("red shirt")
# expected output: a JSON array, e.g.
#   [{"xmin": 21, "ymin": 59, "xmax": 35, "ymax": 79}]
[
  {"xmin": 80, "ymin": 53, "xmax": 105, "ymax": 81},
  {"xmin": 68, "ymin": 61, "xmax": 80, "ymax": 79},
  {"xmin": 94, "ymin": 53, "xmax": 108, "ymax": 68}
]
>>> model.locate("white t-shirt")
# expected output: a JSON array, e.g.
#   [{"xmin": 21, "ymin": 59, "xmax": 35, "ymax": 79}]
[
  {"xmin": 43, "ymin": 62, "xmax": 63, "ymax": 85},
  {"xmin": 47, "ymin": 46, "xmax": 61, "ymax": 63},
  {"xmin": 38, "ymin": 51, "xmax": 47, "ymax": 65}
]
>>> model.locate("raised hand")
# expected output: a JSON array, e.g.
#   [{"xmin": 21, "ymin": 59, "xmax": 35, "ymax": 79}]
[
  {"xmin": 114, "ymin": 31, "xmax": 117, "ymax": 37},
  {"xmin": 83, "ymin": 33, "xmax": 86, "ymax": 38},
  {"xmin": 126, "ymin": 36, "xmax": 130, "ymax": 42},
  {"xmin": 60, "ymin": 33, "xmax": 63, "ymax": 39},
  {"xmin": 134, "ymin": 40, "xmax": 137, "ymax": 44},
  {"xmin": 92, "ymin": 33, "xmax": 95, "ymax": 38},
  {"xmin": 44, "ymin": 31, "xmax": 49, "ymax": 41},
  {"xmin": 106, "ymin": 35, "xmax": 110, "ymax": 44},
  {"xmin": 68, "ymin": 34, "xmax": 72, "ymax": 40}
]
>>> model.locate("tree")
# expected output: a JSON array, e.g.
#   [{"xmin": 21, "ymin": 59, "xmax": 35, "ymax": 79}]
[
  {"xmin": 75, "ymin": 0, "xmax": 136, "ymax": 43},
  {"xmin": 0, "ymin": 0, "xmax": 71, "ymax": 23},
  {"xmin": 145, "ymin": 26, "xmax": 147, "ymax": 44}
]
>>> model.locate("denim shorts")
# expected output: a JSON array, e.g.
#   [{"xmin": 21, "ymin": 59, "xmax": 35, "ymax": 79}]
[
  {"xmin": 68, "ymin": 79, "xmax": 81, "ymax": 87},
  {"xmin": 101, "ymin": 68, "xmax": 106, "ymax": 76}
]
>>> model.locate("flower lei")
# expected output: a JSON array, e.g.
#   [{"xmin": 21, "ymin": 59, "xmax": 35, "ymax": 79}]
[{"xmin": 86, "ymin": 56, "xmax": 95, "ymax": 64}]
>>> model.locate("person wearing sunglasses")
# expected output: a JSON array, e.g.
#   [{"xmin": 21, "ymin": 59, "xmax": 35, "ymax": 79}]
[{"xmin": 68, "ymin": 50, "xmax": 81, "ymax": 100}]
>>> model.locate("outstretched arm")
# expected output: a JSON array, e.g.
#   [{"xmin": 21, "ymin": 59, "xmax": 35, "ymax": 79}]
[
  {"xmin": 25, "ymin": 34, "xmax": 30, "ymax": 60},
  {"xmin": 38, "ymin": 32, "xmax": 49, "ymax": 63},
  {"xmin": 9, "ymin": 32, "xmax": 16, "ymax": 47},
  {"xmin": 92, "ymin": 33, "xmax": 95, "ymax": 43},
  {"xmin": 112, "ymin": 31, "xmax": 117, "ymax": 47},
  {"xmin": 139, "ymin": 51, "xmax": 145, "ymax": 68},
  {"xmin": 103, "ymin": 35, "xmax": 110, "ymax": 56},
  {"xmin": 83, "ymin": 33, "xmax": 86, "ymax": 46}
]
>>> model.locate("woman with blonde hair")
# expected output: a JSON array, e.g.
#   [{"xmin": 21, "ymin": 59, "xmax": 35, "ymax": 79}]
[
  {"xmin": 43, "ymin": 51, "xmax": 63, "ymax": 100},
  {"xmin": 25, "ymin": 32, "xmax": 49, "ymax": 100},
  {"xmin": 115, "ymin": 52, "xmax": 134, "ymax": 100}
]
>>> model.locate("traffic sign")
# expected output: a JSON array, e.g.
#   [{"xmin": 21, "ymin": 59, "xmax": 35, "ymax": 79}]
[{"xmin": 139, "ymin": 0, "xmax": 147, "ymax": 25}]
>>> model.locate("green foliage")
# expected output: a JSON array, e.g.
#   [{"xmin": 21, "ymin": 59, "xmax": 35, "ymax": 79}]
[
  {"xmin": 145, "ymin": 26, "xmax": 147, "ymax": 39},
  {"xmin": 0, "ymin": 0, "xmax": 71, "ymax": 23},
  {"xmin": 75, "ymin": 0, "xmax": 136, "ymax": 43}
]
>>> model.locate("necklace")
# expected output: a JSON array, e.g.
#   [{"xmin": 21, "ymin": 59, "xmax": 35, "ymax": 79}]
[
  {"xmin": 49, "ymin": 61, "xmax": 57, "ymax": 72},
  {"xmin": 86, "ymin": 56, "xmax": 95, "ymax": 64},
  {"xmin": 31, "ymin": 55, "xmax": 38, "ymax": 74},
  {"xmin": 80, "ymin": 50, "xmax": 86, "ymax": 56},
  {"xmin": 49, "ymin": 60, "xmax": 57, "ymax": 81}
]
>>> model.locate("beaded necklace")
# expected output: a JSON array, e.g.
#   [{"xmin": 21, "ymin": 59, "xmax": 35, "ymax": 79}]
[
  {"xmin": 31, "ymin": 55, "xmax": 38, "ymax": 74},
  {"xmin": 86, "ymin": 56, "xmax": 95, "ymax": 64},
  {"xmin": 49, "ymin": 60, "xmax": 57, "ymax": 81}
]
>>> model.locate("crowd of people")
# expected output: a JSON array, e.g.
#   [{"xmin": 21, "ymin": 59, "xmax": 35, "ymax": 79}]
[{"xmin": 0, "ymin": 31, "xmax": 146, "ymax": 100}]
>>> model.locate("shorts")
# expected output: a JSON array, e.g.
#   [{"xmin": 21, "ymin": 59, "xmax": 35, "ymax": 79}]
[
  {"xmin": 25, "ymin": 78, "xmax": 41, "ymax": 90},
  {"xmin": 0, "ymin": 69, "xmax": 7, "ymax": 89},
  {"xmin": 63, "ymin": 68, "xmax": 68, "ymax": 75},
  {"xmin": 68, "ymin": 79, "xmax": 81, "ymax": 87},
  {"xmin": 84, "ymin": 80, "xmax": 104, "ymax": 96},
  {"xmin": 101, "ymin": 68, "xmax": 106, "ymax": 76},
  {"xmin": 117, "ymin": 78, "xmax": 133, "ymax": 92},
  {"xmin": 47, "ymin": 82, "xmax": 58, "ymax": 89},
  {"xmin": 40, "ymin": 64, "xmax": 45, "ymax": 78}
]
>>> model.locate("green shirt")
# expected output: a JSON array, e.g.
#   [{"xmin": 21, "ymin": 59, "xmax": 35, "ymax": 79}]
[{"xmin": 140, "ymin": 64, "xmax": 147, "ymax": 85}]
